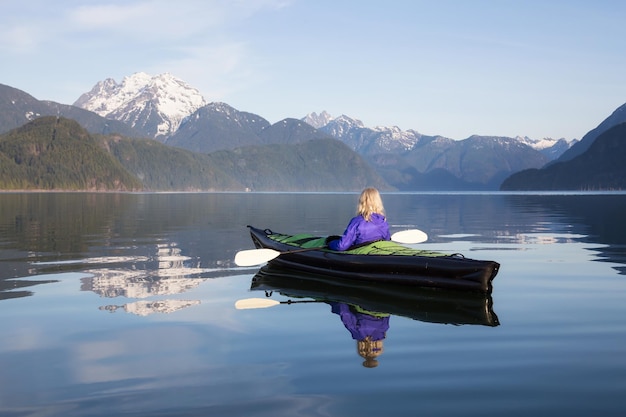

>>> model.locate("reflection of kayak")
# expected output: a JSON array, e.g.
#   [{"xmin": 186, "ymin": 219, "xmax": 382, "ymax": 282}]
[
  {"xmin": 247, "ymin": 226, "xmax": 500, "ymax": 293},
  {"xmin": 250, "ymin": 264, "xmax": 500, "ymax": 327}
]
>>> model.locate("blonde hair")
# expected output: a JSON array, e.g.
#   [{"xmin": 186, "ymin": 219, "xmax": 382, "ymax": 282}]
[
  {"xmin": 357, "ymin": 187, "xmax": 385, "ymax": 222},
  {"xmin": 357, "ymin": 337, "xmax": 384, "ymax": 368}
]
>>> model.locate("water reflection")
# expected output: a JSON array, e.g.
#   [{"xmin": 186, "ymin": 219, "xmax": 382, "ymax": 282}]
[
  {"xmin": 250, "ymin": 265, "xmax": 499, "ymax": 367},
  {"xmin": 503, "ymin": 193, "xmax": 626, "ymax": 275},
  {"xmin": 19, "ymin": 240, "xmax": 245, "ymax": 315},
  {"xmin": 0, "ymin": 192, "xmax": 252, "ymax": 303},
  {"xmin": 81, "ymin": 242, "xmax": 207, "ymax": 299},
  {"xmin": 0, "ymin": 276, "xmax": 58, "ymax": 300},
  {"xmin": 99, "ymin": 299, "xmax": 201, "ymax": 315},
  {"xmin": 329, "ymin": 302, "xmax": 390, "ymax": 368},
  {"xmin": 80, "ymin": 242, "xmax": 247, "ymax": 316}
]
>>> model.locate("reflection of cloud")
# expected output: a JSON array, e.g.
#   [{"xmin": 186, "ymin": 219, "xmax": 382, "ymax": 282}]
[
  {"xmin": 100, "ymin": 299, "xmax": 201, "ymax": 316},
  {"xmin": 32, "ymin": 256, "xmax": 150, "ymax": 266},
  {"xmin": 515, "ymin": 233, "xmax": 587, "ymax": 245},
  {"xmin": 440, "ymin": 234, "xmax": 479, "ymax": 238},
  {"xmin": 452, "ymin": 232, "xmax": 589, "ymax": 246}
]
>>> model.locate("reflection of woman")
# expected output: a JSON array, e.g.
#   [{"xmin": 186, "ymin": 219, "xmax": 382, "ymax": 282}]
[{"xmin": 330, "ymin": 302, "xmax": 390, "ymax": 368}]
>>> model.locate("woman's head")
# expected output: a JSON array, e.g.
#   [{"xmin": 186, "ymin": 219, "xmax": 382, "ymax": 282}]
[
  {"xmin": 357, "ymin": 337, "xmax": 384, "ymax": 368},
  {"xmin": 357, "ymin": 187, "xmax": 385, "ymax": 221}
]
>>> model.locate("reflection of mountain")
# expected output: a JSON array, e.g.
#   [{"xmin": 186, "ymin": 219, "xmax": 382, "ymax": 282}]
[
  {"xmin": 0, "ymin": 277, "xmax": 58, "ymax": 301},
  {"xmin": 251, "ymin": 265, "xmax": 499, "ymax": 326},
  {"xmin": 76, "ymin": 241, "xmax": 241, "ymax": 315},
  {"xmin": 505, "ymin": 194, "xmax": 626, "ymax": 275},
  {"xmin": 81, "ymin": 270, "xmax": 207, "ymax": 298},
  {"xmin": 100, "ymin": 299, "xmax": 201, "ymax": 316},
  {"xmin": 82, "ymin": 242, "xmax": 207, "ymax": 301}
]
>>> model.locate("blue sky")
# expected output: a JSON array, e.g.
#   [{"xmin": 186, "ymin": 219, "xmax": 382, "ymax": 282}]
[{"xmin": 2, "ymin": 0, "xmax": 625, "ymax": 140}]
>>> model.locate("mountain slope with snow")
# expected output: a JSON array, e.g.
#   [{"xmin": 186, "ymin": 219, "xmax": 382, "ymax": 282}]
[
  {"xmin": 304, "ymin": 111, "xmax": 576, "ymax": 158},
  {"xmin": 74, "ymin": 72, "xmax": 206, "ymax": 140},
  {"xmin": 303, "ymin": 111, "xmax": 563, "ymax": 190}
]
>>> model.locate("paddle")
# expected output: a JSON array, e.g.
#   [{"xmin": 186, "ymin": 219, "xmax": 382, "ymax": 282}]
[
  {"xmin": 235, "ymin": 298, "xmax": 319, "ymax": 310},
  {"xmin": 234, "ymin": 228, "xmax": 428, "ymax": 267},
  {"xmin": 390, "ymin": 229, "xmax": 428, "ymax": 244}
]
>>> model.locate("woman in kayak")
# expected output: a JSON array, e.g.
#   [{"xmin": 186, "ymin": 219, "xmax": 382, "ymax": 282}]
[{"xmin": 327, "ymin": 187, "xmax": 391, "ymax": 251}]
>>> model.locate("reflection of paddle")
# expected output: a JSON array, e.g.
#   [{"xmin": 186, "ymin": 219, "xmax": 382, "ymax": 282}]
[
  {"xmin": 235, "ymin": 297, "xmax": 319, "ymax": 310},
  {"xmin": 234, "ymin": 228, "xmax": 428, "ymax": 267}
]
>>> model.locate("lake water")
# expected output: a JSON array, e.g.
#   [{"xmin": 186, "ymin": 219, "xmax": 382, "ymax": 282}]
[{"xmin": 1, "ymin": 192, "xmax": 625, "ymax": 417}]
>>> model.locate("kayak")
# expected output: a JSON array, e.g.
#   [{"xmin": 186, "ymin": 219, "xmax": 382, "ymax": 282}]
[
  {"xmin": 250, "ymin": 264, "xmax": 500, "ymax": 326},
  {"xmin": 246, "ymin": 225, "xmax": 500, "ymax": 293}
]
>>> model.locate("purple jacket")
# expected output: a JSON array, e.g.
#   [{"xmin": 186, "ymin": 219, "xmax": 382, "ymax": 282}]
[
  {"xmin": 330, "ymin": 302, "xmax": 389, "ymax": 341},
  {"xmin": 328, "ymin": 213, "xmax": 390, "ymax": 251}
]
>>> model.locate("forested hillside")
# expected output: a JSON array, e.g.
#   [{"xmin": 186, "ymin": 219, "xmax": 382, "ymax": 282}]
[
  {"xmin": 207, "ymin": 138, "xmax": 388, "ymax": 191},
  {"xmin": 0, "ymin": 117, "xmax": 388, "ymax": 192},
  {"xmin": 0, "ymin": 117, "xmax": 142, "ymax": 190}
]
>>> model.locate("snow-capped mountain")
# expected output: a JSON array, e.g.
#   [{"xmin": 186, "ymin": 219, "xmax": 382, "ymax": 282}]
[
  {"xmin": 515, "ymin": 136, "xmax": 578, "ymax": 159},
  {"xmin": 303, "ymin": 111, "xmax": 576, "ymax": 159},
  {"xmin": 302, "ymin": 111, "xmax": 335, "ymax": 129},
  {"xmin": 74, "ymin": 72, "xmax": 206, "ymax": 140},
  {"xmin": 304, "ymin": 112, "xmax": 422, "ymax": 155}
]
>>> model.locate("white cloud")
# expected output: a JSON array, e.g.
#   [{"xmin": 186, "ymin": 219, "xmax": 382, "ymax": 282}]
[
  {"xmin": 152, "ymin": 42, "xmax": 257, "ymax": 101},
  {"xmin": 68, "ymin": 1, "xmax": 223, "ymax": 41}
]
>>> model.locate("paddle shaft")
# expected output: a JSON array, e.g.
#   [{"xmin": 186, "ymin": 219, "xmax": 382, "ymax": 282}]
[
  {"xmin": 235, "ymin": 297, "xmax": 321, "ymax": 309},
  {"xmin": 274, "ymin": 230, "xmax": 428, "ymax": 255},
  {"xmin": 234, "ymin": 228, "xmax": 428, "ymax": 266}
]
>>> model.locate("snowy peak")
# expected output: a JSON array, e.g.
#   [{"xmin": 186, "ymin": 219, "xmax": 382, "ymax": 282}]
[
  {"xmin": 303, "ymin": 111, "xmax": 421, "ymax": 154},
  {"xmin": 302, "ymin": 111, "xmax": 334, "ymax": 128},
  {"xmin": 304, "ymin": 111, "xmax": 576, "ymax": 159},
  {"xmin": 514, "ymin": 135, "xmax": 574, "ymax": 150},
  {"xmin": 514, "ymin": 135, "xmax": 578, "ymax": 160},
  {"xmin": 74, "ymin": 72, "xmax": 206, "ymax": 139},
  {"xmin": 302, "ymin": 111, "xmax": 366, "ymax": 130}
]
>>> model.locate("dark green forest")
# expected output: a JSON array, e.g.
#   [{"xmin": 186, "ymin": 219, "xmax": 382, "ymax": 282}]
[
  {"xmin": 0, "ymin": 117, "xmax": 388, "ymax": 192},
  {"xmin": 0, "ymin": 117, "xmax": 142, "ymax": 190}
]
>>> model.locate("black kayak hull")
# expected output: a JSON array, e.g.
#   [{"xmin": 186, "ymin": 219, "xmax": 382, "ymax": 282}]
[{"xmin": 247, "ymin": 226, "xmax": 500, "ymax": 293}]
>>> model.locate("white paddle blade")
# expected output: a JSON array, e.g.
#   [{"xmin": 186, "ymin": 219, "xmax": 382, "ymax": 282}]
[
  {"xmin": 234, "ymin": 248, "xmax": 280, "ymax": 267},
  {"xmin": 235, "ymin": 298, "xmax": 281, "ymax": 310},
  {"xmin": 391, "ymin": 229, "xmax": 428, "ymax": 244}
]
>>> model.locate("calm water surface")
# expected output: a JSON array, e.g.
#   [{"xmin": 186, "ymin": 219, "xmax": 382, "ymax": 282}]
[{"xmin": 1, "ymin": 192, "xmax": 625, "ymax": 417}]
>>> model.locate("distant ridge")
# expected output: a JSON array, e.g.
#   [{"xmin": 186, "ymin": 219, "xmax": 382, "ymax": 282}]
[
  {"xmin": 501, "ymin": 122, "xmax": 626, "ymax": 190},
  {"xmin": 0, "ymin": 83, "xmax": 144, "ymax": 138},
  {"xmin": 165, "ymin": 102, "xmax": 271, "ymax": 153},
  {"xmin": 550, "ymin": 102, "xmax": 626, "ymax": 164}
]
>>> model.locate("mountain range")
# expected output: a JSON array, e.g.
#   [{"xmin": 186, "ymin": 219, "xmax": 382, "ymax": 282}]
[
  {"xmin": 1, "ymin": 72, "xmax": 624, "ymax": 191},
  {"xmin": 70, "ymin": 73, "xmax": 578, "ymax": 190}
]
